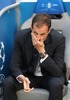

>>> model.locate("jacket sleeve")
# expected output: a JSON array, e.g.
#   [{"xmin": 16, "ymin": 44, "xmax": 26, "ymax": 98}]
[
  {"xmin": 40, "ymin": 36, "xmax": 65, "ymax": 77},
  {"xmin": 10, "ymin": 31, "xmax": 25, "ymax": 78}
]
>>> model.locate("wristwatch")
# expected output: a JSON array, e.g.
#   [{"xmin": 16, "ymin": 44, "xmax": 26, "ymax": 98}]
[{"xmin": 39, "ymin": 52, "xmax": 47, "ymax": 58}]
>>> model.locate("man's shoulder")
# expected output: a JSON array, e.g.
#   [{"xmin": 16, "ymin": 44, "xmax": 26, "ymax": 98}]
[
  {"xmin": 15, "ymin": 28, "xmax": 31, "ymax": 42},
  {"xmin": 50, "ymin": 28, "xmax": 65, "ymax": 39},
  {"xmin": 16, "ymin": 28, "xmax": 31, "ymax": 37}
]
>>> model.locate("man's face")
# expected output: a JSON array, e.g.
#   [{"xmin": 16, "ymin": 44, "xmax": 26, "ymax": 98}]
[{"xmin": 31, "ymin": 24, "xmax": 50, "ymax": 42}]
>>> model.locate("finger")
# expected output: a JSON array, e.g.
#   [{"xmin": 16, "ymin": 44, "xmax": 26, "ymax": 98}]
[
  {"xmin": 37, "ymin": 40, "xmax": 44, "ymax": 47},
  {"xmin": 25, "ymin": 77, "xmax": 30, "ymax": 84},
  {"xmin": 24, "ymin": 78, "xmax": 31, "ymax": 90},
  {"xmin": 24, "ymin": 80, "xmax": 27, "ymax": 89},
  {"xmin": 32, "ymin": 37, "xmax": 36, "ymax": 45},
  {"xmin": 32, "ymin": 33, "xmax": 43, "ymax": 45},
  {"xmin": 24, "ymin": 81, "xmax": 30, "ymax": 90},
  {"xmin": 31, "ymin": 33, "xmax": 37, "ymax": 43},
  {"xmin": 32, "ymin": 34, "xmax": 37, "ymax": 42}
]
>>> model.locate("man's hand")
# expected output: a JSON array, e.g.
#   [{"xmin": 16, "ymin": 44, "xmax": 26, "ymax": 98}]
[
  {"xmin": 17, "ymin": 75, "xmax": 34, "ymax": 92},
  {"xmin": 23, "ymin": 77, "xmax": 34, "ymax": 92},
  {"xmin": 31, "ymin": 33, "xmax": 45, "ymax": 53}
]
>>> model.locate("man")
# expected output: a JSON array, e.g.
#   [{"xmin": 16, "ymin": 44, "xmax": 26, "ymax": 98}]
[{"xmin": 3, "ymin": 14, "xmax": 66, "ymax": 100}]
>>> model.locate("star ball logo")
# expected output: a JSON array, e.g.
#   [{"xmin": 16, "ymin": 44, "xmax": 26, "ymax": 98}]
[
  {"xmin": 0, "ymin": 74, "xmax": 5, "ymax": 84},
  {"xmin": 0, "ymin": 42, "xmax": 5, "ymax": 98},
  {"xmin": 0, "ymin": 42, "xmax": 5, "ymax": 83},
  {"xmin": 0, "ymin": 42, "xmax": 5, "ymax": 71}
]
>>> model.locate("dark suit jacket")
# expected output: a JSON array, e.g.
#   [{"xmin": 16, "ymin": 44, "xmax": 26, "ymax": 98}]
[{"xmin": 10, "ymin": 28, "xmax": 66, "ymax": 80}]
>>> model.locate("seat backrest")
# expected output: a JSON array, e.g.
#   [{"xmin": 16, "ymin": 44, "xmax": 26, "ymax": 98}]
[{"xmin": 34, "ymin": 0, "xmax": 65, "ymax": 14}]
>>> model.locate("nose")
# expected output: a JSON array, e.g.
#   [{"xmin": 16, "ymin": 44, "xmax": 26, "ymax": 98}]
[{"xmin": 37, "ymin": 34, "xmax": 41, "ymax": 41}]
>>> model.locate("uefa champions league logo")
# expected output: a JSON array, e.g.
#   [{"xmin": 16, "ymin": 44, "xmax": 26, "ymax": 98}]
[
  {"xmin": 0, "ymin": 74, "xmax": 5, "ymax": 84},
  {"xmin": 0, "ymin": 42, "xmax": 5, "ymax": 99},
  {"xmin": 0, "ymin": 42, "xmax": 5, "ymax": 83},
  {"xmin": 0, "ymin": 42, "xmax": 5, "ymax": 71},
  {"xmin": 0, "ymin": 42, "xmax": 5, "ymax": 81}
]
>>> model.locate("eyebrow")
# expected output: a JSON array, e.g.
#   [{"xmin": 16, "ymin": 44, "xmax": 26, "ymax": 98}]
[{"xmin": 34, "ymin": 31, "xmax": 45, "ymax": 35}]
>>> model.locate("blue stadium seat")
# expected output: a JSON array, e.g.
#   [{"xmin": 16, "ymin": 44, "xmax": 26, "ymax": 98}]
[
  {"xmin": 34, "ymin": 0, "xmax": 65, "ymax": 14},
  {"xmin": 17, "ymin": 1, "xmax": 70, "ymax": 100},
  {"xmin": 0, "ymin": 0, "xmax": 16, "ymax": 9}
]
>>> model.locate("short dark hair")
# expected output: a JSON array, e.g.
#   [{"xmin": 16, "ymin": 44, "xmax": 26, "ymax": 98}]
[{"xmin": 31, "ymin": 14, "xmax": 51, "ymax": 29}]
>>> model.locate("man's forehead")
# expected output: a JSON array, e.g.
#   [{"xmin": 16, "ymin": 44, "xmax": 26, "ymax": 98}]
[
  {"xmin": 33, "ymin": 25, "xmax": 49, "ymax": 34},
  {"xmin": 34, "ymin": 31, "xmax": 45, "ymax": 35}
]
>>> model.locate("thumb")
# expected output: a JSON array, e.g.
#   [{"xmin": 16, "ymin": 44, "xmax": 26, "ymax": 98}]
[{"xmin": 25, "ymin": 77, "xmax": 30, "ymax": 83}]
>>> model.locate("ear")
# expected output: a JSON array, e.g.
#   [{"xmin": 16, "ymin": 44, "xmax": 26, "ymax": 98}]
[
  {"xmin": 48, "ymin": 27, "xmax": 51, "ymax": 33},
  {"xmin": 31, "ymin": 25, "xmax": 33, "ymax": 30}
]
